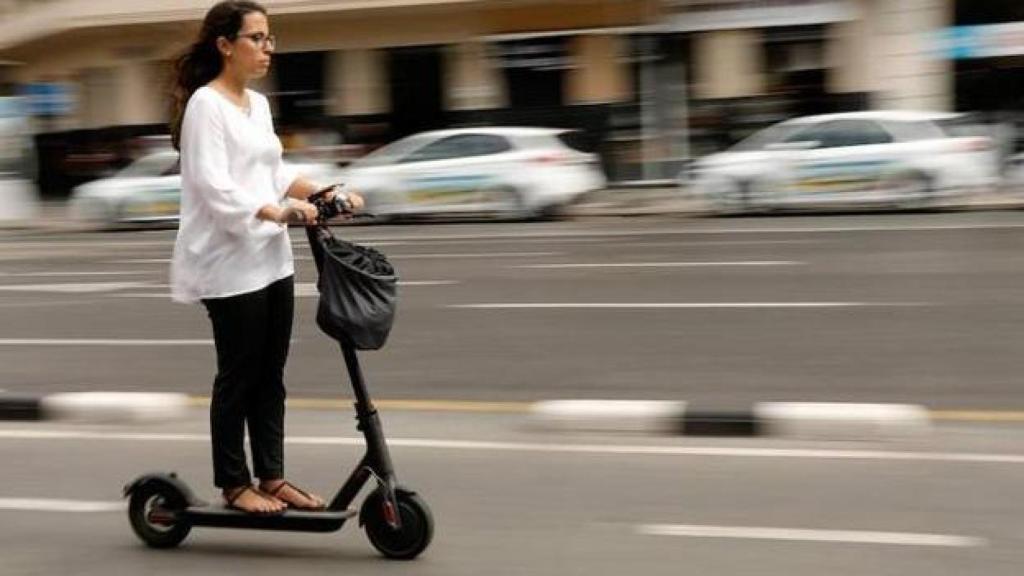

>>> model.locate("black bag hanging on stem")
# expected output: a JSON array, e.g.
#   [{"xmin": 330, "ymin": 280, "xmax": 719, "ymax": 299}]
[{"xmin": 307, "ymin": 227, "xmax": 398, "ymax": 350}]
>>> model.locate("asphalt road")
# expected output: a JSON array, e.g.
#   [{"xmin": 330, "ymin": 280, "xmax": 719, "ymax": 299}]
[
  {"xmin": 2, "ymin": 409, "xmax": 1024, "ymax": 575},
  {"xmin": 4, "ymin": 211, "xmax": 1024, "ymax": 575},
  {"xmin": 3, "ymin": 211, "xmax": 1024, "ymax": 409}
]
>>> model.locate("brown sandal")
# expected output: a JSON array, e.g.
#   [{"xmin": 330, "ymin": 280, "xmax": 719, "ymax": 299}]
[
  {"xmin": 224, "ymin": 485, "xmax": 284, "ymax": 515},
  {"xmin": 263, "ymin": 480, "xmax": 326, "ymax": 511}
]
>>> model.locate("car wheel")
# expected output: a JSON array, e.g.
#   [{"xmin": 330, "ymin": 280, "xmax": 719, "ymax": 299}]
[
  {"xmin": 713, "ymin": 180, "xmax": 756, "ymax": 215},
  {"xmin": 887, "ymin": 171, "xmax": 934, "ymax": 211},
  {"xmin": 488, "ymin": 186, "xmax": 535, "ymax": 221}
]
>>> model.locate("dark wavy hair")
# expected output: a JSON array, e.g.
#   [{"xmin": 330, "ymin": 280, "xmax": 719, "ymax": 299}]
[{"xmin": 169, "ymin": 1, "xmax": 267, "ymax": 150}]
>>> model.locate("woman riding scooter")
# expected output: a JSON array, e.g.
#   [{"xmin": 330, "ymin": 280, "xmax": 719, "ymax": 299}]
[{"xmin": 168, "ymin": 0, "xmax": 364, "ymax": 515}]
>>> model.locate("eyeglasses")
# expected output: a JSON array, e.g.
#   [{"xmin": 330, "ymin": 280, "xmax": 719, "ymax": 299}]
[{"xmin": 233, "ymin": 32, "xmax": 276, "ymax": 50}]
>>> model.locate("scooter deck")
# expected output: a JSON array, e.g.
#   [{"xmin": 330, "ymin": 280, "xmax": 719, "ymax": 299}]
[{"xmin": 180, "ymin": 505, "xmax": 358, "ymax": 532}]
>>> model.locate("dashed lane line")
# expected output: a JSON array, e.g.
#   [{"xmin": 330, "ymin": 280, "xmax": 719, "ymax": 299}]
[
  {"xmin": 3, "ymin": 429, "xmax": 1024, "ymax": 465},
  {"xmin": 636, "ymin": 524, "xmax": 986, "ymax": 548}
]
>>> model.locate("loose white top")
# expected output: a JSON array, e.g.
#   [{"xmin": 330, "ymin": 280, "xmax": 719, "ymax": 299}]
[{"xmin": 170, "ymin": 86, "xmax": 299, "ymax": 303}]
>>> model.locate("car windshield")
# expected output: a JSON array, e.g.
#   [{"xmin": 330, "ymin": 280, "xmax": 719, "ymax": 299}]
[
  {"xmin": 936, "ymin": 116, "xmax": 991, "ymax": 139},
  {"xmin": 117, "ymin": 153, "xmax": 178, "ymax": 178},
  {"xmin": 556, "ymin": 131, "xmax": 594, "ymax": 153},
  {"xmin": 354, "ymin": 135, "xmax": 434, "ymax": 167},
  {"xmin": 731, "ymin": 121, "xmax": 811, "ymax": 152}
]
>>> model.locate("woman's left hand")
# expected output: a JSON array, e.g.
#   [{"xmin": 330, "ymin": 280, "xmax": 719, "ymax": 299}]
[
  {"xmin": 344, "ymin": 191, "xmax": 365, "ymax": 212},
  {"xmin": 323, "ymin": 187, "xmax": 364, "ymax": 214}
]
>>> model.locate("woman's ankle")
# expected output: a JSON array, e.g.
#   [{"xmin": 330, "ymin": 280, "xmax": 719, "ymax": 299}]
[{"xmin": 222, "ymin": 484, "xmax": 250, "ymax": 498}]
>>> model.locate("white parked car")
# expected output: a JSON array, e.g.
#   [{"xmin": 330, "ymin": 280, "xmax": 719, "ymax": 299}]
[
  {"xmin": 68, "ymin": 150, "xmax": 340, "ymax": 226},
  {"xmin": 999, "ymin": 152, "xmax": 1024, "ymax": 197},
  {"xmin": 337, "ymin": 127, "xmax": 606, "ymax": 220},
  {"xmin": 689, "ymin": 111, "xmax": 1000, "ymax": 213},
  {"xmin": 68, "ymin": 150, "xmax": 182, "ymax": 225}
]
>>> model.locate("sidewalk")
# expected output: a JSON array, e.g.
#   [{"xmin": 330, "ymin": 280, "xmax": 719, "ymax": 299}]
[
  {"xmin": 567, "ymin": 186, "xmax": 702, "ymax": 217},
  {"xmin": 0, "ymin": 189, "xmax": 701, "ymax": 234},
  {"xmin": 0, "ymin": 200, "xmax": 79, "ymax": 233},
  {"xmin": 3, "ymin": 187, "xmax": 1023, "ymax": 234}
]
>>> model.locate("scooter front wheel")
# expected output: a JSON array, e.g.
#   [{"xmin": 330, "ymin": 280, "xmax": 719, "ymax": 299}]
[
  {"xmin": 128, "ymin": 482, "xmax": 191, "ymax": 548},
  {"xmin": 362, "ymin": 488, "xmax": 433, "ymax": 560}
]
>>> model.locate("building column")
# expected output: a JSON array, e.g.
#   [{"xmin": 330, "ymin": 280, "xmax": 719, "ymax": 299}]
[
  {"xmin": 566, "ymin": 34, "xmax": 632, "ymax": 104},
  {"xmin": 76, "ymin": 67, "xmax": 116, "ymax": 128},
  {"xmin": 117, "ymin": 61, "xmax": 166, "ymax": 125},
  {"xmin": 444, "ymin": 41, "xmax": 506, "ymax": 110},
  {"xmin": 693, "ymin": 30, "xmax": 764, "ymax": 99},
  {"xmin": 326, "ymin": 49, "xmax": 389, "ymax": 116},
  {"xmin": 76, "ymin": 61, "xmax": 165, "ymax": 128},
  {"xmin": 866, "ymin": 0, "xmax": 953, "ymax": 111},
  {"xmin": 827, "ymin": 18, "xmax": 870, "ymax": 94}
]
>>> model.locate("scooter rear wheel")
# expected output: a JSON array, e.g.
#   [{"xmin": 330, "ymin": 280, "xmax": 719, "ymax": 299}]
[
  {"xmin": 128, "ymin": 482, "xmax": 191, "ymax": 548},
  {"xmin": 362, "ymin": 488, "xmax": 433, "ymax": 560}
]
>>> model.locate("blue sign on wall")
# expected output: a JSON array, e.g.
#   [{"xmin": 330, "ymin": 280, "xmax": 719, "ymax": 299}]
[
  {"xmin": 19, "ymin": 82, "xmax": 73, "ymax": 116},
  {"xmin": 935, "ymin": 23, "xmax": 1024, "ymax": 60},
  {"xmin": 936, "ymin": 26, "xmax": 982, "ymax": 60}
]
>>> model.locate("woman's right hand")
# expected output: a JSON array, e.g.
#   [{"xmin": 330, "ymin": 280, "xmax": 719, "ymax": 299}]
[{"xmin": 277, "ymin": 201, "xmax": 319, "ymax": 226}]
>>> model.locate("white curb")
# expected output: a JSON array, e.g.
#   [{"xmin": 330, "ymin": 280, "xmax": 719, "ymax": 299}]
[
  {"xmin": 40, "ymin": 392, "xmax": 191, "ymax": 423},
  {"xmin": 755, "ymin": 402, "xmax": 931, "ymax": 440},
  {"xmin": 530, "ymin": 400, "xmax": 687, "ymax": 434},
  {"xmin": 529, "ymin": 399, "xmax": 932, "ymax": 439}
]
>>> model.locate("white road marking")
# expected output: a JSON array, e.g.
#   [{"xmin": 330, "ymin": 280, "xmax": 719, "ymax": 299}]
[
  {"xmin": 390, "ymin": 252, "xmax": 561, "ymax": 259},
  {"xmin": 0, "ymin": 339, "xmax": 212, "ymax": 346},
  {"xmin": 113, "ymin": 280, "xmax": 458, "ymax": 299},
  {"xmin": 448, "ymin": 302, "xmax": 926, "ymax": 309},
  {"xmin": 3, "ymin": 429, "xmax": 1024, "ymax": 465},
  {"xmin": 108, "ymin": 256, "xmax": 360, "ymax": 264},
  {"xmin": 625, "ymin": 240, "xmax": 825, "ymax": 247},
  {"xmin": 636, "ymin": 524, "xmax": 986, "ymax": 548},
  {"xmin": 0, "ymin": 282, "xmax": 151, "ymax": 293},
  {"xmin": 289, "ymin": 240, "xmax": 407, "ymax": 249},
  {"xmin": 109, "ymin": 252, "xmax": 555, "ymax": 264},
  {"xmin": 514, "ymin": 261, "xmax": 803, "ymax": 269},
  {"xmin": 0, "ymin": 498, "xmax": 125, "ymax": 513},
  {"xmin": 317, "ymin": 222, "xmax": 1024, "ymax": 243},
  {"xmin": 0, "ymin": 271, "xmax": 146, "ymax": 277},
  {"xmin": 109, "ymin": 253, "xmax": 546, "ymax": 263},
  {"xmin": 0, "ymin": 300, "xmax": 95, "ymax": 308},
  {"xmin": 400, "ymin": 237, "xmax": 607, "ymax": 245},
  {"xmin": 0, "ymin": 241, "xmax": 174, "ymax": 249},
  {"xmin": 6, "ymin": 220, "xmax": 1024, "ymax": 254},
  {"xmin": 294, "ymin": 281, "xmax": 455, "ymax": 297}
]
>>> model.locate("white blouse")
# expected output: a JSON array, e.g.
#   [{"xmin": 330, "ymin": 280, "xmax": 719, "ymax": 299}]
[{"xmin": 170, "ymin": 86, "xmax": 299, "ymax": 303}]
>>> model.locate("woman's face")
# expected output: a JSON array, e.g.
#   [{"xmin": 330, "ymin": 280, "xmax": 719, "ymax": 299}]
[{"xmin": 221, "ymin": 11, "xmax": 274, "ymax": 80}]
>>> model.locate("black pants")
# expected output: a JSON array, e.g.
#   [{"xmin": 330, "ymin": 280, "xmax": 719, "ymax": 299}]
[{"xmin": 202, "ymin": 275, "xmax": 294, "ymax": 489}]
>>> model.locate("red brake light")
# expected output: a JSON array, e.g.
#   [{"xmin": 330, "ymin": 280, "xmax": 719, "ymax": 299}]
[
  {"xmin": 531, "ymin": 153, "xmax": 568, "ymax": 164},
  {"xmin": 957, "ymin": 137, "xmax": 992, "ymax": 152}
]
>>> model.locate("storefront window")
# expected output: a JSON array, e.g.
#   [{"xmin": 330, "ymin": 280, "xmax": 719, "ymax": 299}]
[
  {"xmin": 388, "ymin": 45, "xmax": 444, "ymax": 138},
  {"xmin": 763, "ymin": 25, "xmax": 828, "ymax": 116},
  {"xmin": 494, "ymin": 37, "xmax": 570, "ymax": 109}
]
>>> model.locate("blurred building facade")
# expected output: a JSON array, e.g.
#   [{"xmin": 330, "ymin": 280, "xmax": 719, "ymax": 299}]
[{"xmin": 0, "ymin": 0, "xmax": 963, "ymax": 193}]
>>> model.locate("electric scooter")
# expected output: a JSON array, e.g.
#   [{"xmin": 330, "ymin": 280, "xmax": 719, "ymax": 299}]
[{"xmin": 123, "ymin": 190, "xmax": 433, "ymax": 560}]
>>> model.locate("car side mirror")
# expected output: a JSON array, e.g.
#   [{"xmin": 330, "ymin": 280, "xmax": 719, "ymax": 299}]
[{"xmin": 765, "ymin": 140, "xmax": 821, "ymax": 151}]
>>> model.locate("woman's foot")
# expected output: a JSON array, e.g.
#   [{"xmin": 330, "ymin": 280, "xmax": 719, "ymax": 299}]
[
  {"xmin": 223, "ymin": 484, "xmax": 285, "ymax": 514},
  {"xmin": 259, "ymin": 479, "xmax": 326, "ymax": 510}
]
